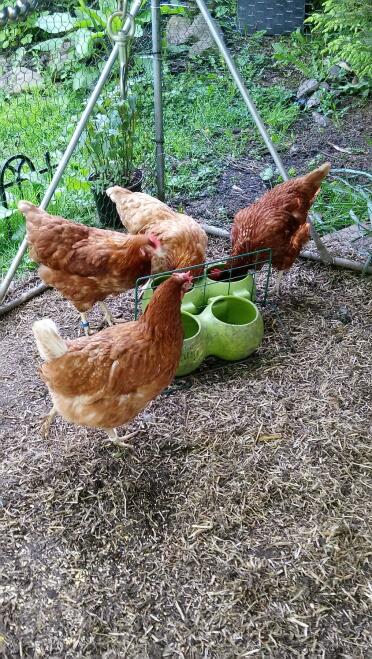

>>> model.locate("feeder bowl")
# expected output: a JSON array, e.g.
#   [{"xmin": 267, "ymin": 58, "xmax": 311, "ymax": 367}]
[
  {"xmin": 178, "ymin": 312, "xmax": 205, "ymax": 376},
  {"xmin": 141, "ymin": 268, "xmax": 255, "ymax": 315},
  {"xmin": 141, "ymin": 273, "xmax": 206, "ymax": 315},
  {"xmin": 204, "ymin": 263, "xmax": 256, "ymax": 303},
  {"xmin": 176, "ymin": 296, "xmax": 264, "ymax": 376}
]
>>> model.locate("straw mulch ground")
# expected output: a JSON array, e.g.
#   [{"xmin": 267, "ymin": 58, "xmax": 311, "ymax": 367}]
[{"xmin": 1, "ymin": 236, "xmax": 371, "ymax": 657}]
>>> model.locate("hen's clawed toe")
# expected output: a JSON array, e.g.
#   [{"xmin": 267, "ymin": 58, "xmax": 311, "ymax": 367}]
[
  {"xmin": 40, "ymin": 407, "xmax": 57, "ymax": 439},
  {"xmin": 106, "ymin": 438, "xmax": 134, "ymax": 449},
  {"xmin": 104, "ymin": 428, "xmax": 141, "ymax": 449}
]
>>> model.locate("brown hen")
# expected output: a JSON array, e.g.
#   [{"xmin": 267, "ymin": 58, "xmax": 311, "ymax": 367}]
[
  {"xmin": 106, "ymin": 187, "xmax": 208, "ymax": 275},
  {"xmin": 32, "ymin": 271, "xmax": 193, "ymax": 443},
  {"xmin": 20, "ymin": 201, "xmax": 165, "ymax": 334},
  {"xmin": 213, "ymin": 163, "xmax": 331, "ymax": 293}
]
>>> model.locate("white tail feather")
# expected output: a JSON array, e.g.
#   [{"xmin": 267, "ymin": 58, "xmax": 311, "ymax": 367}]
[{"xmin": 33, "ymin": 319, "xmax": 67, "ymax": 362}]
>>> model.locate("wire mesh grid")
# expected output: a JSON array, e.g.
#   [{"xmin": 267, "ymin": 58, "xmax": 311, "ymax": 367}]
[
  {"xmin": 237, "ymin": 0, "xmax": 306, "ymax": 35},
  {"xmin": 132, "ymin": 248, "xmax": 295, "ymax": 380},
  {"xmin": 134, "ymin": 247, "xmax": 273, "ymax": 320}
]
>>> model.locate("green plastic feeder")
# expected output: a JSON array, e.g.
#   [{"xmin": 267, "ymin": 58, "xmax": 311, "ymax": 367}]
[
  {"xmin": 177, "ymin": 312, "xmax": 205, "ymax": 376},
  {"xmin": 205, "ymin": 263, "xmax": 256, "ymax": 303},
  {"xmin": 176, "ymin": 296, "xmax": 264, "ymax": 376},
  {"xmin": 141, "ymin": 268, "xmax": 256, "ymax": 315},
  {"xmin": 202, "ymin": 296, "xmax": 264, "ymax": 360},
  {"xmin": 141, "ymin": 274, "xmax": 205, "ymax": 314}
]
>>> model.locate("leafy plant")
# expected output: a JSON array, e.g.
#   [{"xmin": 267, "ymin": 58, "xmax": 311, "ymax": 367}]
[
  {"xmin": 32, "ymin": 1, "xmax": 148, "ymax": 89},
  {"xmin": 0, "ymin": 12, "xmax": 36, "ymax": 50},
  {"xmin": 209, "ymin": 0, "xmax": 237, "ymax": 30},
  {"xmin": 272, "ymin": 30, "xmax": 328, "ymax": 79},
  {"xmin": 312, "ymin": 178, "xmax": 371, "ymax": 235},
  {"xmin": 83, "ymin": 89, "xmax": 137, "ymax": 192},
  {"xmin": 34, "ymin": 6, "xmax": 108, "ymax": 65},
  {"xmin": 33, "ymin": 1, "xmax": 122, "ymax": 75},
  {"xmin": 306, "ymin": 0, "xmax": 372, "ymax": 80}
]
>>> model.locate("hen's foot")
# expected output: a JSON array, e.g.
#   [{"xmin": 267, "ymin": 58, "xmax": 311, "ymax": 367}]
[
  {"xmin": 94, "ymin": 318, "xmax": 126, "ymax": 332},
  {"xmin": 272, "ymin": 271, "xmax": 284, "ymax": 296},
  {"xmin": 97, "ymin": 302, "xmax": 126, "ymax": 326},
  {"xmin": 98, "ymin": 302, "xmax": 116, "ymax": 327},
  {"xmin": 41, "ymin": 407, "xmax": 57, "ymax": 439},
  {"xmin": 104, "ymin": 428, "xmax": 140, "ymax": 449}
]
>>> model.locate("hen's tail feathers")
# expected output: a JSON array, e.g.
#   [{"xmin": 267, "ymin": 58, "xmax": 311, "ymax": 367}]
[
  {"xmin": 18, "ymin": 200, "xmax": 38, "ymax": 215},
  {"xmin": 33, "ymin": 319, "xmax": 67, "ymax": 362},
  {"xmin": 303, "ymin": 162, "xmax": 331, "ymax": 193}
]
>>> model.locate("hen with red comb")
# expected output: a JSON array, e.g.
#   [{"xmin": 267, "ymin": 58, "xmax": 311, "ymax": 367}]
[
  {"xmin": 19, "ymin": 200, "xmax": 165, "ymax": 334},
  {"xmin": 106, "ymin": 186, "xmax": 208, "ymax": 276}
]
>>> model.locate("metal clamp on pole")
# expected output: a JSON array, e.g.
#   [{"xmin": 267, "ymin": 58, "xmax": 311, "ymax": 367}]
[
  {"xmin": 107, "ymin": 0, "xmax": 135, "ymax": 100},
  {"xmin": 0, "ymin": 0, "xmax": 38, "ymax": 28}
]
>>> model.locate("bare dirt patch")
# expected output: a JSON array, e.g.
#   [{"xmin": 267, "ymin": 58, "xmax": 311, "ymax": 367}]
[
  {"xmin": 1, "ymin": 230, "xmax": 371, "ymax": 656},
  {"xmin": 180, "ymin": 103, "xmax": 371, "ymax": 227}
]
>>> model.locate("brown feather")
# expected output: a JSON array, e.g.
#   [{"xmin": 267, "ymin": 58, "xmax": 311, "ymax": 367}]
[
  {"xmin": 107, "ymin": 188, "xmax": 208, "ymax": 275},
  {"xmin": 22, "ymin": 203, "xmax": 156, "ymax": 312},
  {"xmin": 229, "ymin": 163, "xmax": 331, "ymax": 273},
  {"xmin": 39, "ymin": 275, "xmax": 186, "ymax": 430}
]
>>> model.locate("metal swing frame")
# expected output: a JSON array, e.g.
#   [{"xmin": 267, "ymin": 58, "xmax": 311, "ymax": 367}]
[{"xmin": 0, "ymin": 0, "xmax": 332, "ymax": 306}]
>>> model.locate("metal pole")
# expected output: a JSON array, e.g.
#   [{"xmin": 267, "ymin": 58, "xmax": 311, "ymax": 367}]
[
  {"xmin": 0, "ymin": 0, "xmax": 143, "ymax": 303},
  {"xmin": 151, "ymin": 0, "xmax": 165, "ymax": 201},
  {"xmin": 193, "ymin": 0, "xmax": 332, "ymax": 264}
]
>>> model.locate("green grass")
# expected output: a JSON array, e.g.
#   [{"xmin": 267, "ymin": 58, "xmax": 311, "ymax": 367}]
[
  {"xmin": 0, "ymin": 35, "xmax": 369, "ymax": 278},
  {"xmin": 0, "ymin": 82, "xmax": 100, "ymax": 274},
  {"xmin": 313, "ymin": 179, "xmax": 371, "ymax": 235},
  {"xmin": 0, "ymin": 86, "xmax": 79, "ymax": 157},
  {"xmin": 134, "ymin": 51, "xmax": 300, "ymax": 196},
  {"xmin": 0, "ymin": 44, "xmax": 302, "ymax": 275}
]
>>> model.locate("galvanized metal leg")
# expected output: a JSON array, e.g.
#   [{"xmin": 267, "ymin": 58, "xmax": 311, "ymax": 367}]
[
  {"xmin": 193, "ymin": 0, "xmax": 331, "ymax": 263},
  {"xmin": 151, "ymin": 0, "xmax": 165, "ymax": 201},
  {"xmin": 0, "ymin": 0, "xmax": 144, "ymax": 303}
]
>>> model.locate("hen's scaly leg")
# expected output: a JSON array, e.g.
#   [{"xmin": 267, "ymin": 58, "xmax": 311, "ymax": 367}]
[
  {"xmin": 98, "ymin": 302, "xmax": 115, "ymax": 326},
  {"xmin": 41, "ymin": 406, "xmax": 57, "ymax": 439},
  {"xmin": 274, "ymin": 271, "xmax": 284, "ymax": 295},
  {"xmin": 105, "ymin": 427, "xmax": 139, "ymax": 448},
  {"xmin": 80, "ymin": 312, "xmax": 91, "ymax": 336},
  {"xmin": 98, "ymin": 301, "xmax": 126, "ymax": 326}
]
